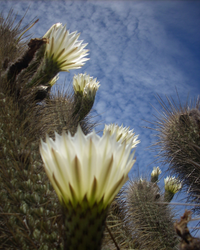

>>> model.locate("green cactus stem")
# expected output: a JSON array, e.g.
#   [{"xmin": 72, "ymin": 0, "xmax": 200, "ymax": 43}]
[{"xmin": 62, "ymin": 199, "xmax": 108, "ymax": 250}]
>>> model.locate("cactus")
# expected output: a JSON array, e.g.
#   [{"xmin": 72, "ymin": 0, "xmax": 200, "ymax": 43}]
[
  {"xmin": 152, "ymin": 95, "xmax": 200, "ymax": 215},
  {"xmin": 103, "ymin": 176, "xmax": 179, "ymax": 250},
  {"xmin": 0, "ymin": 11, "xmax": 96, "ymax": 249},
  {"xmin": 120, "ymin": 179, "xmax": 179, "ymax": 249}
]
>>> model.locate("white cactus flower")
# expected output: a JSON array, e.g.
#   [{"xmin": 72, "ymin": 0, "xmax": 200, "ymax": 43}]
[
  {"xmin": 73, "ymin": 73, "xmax": 100, "ymax": 95},
  {"xmin": 40, "ymin": 125, "xmax": 136, "ymax": 209},
  {"xmin": 164, "ymin": 176, "xmax": 182, "ymax": 194},
  {"xmin": 43, "ymin": 23, "xmax": 89, "ymax": 72},
  {"xmin": 103, "ymin": 124, "xmax": 140, "ymax": 149},
  {"xmin": 151, "ymin": 166, "xmax": 162, "ymax": 178},
  {"xmin": 151, "ymin": 166, "xmax": 162, "ymax": 183}
]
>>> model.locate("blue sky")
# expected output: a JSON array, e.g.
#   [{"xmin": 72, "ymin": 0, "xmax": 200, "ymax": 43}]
[{"xmin": 1, "ymin": 0, "xmax": 200, "ymax": 232}]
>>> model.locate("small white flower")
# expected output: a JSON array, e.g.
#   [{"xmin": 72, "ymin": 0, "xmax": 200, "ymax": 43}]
[
  {"xmin": 151, "ymin": 166, "xmax": 162, "ymax": 177},
  {"xmin": 151, "ymin": 167, "xmax": 162, "ymax": 176},
  {"xmin": 151, "ymin": 167, "xmax": 162, "ymax": 183},
  {"xmin": 40, "ymin": 125, "xmax": 135, "ymax": 209},
  {"xmin": 103, "ymin": 124, "xmax": 140, "ymax": 149},
  {"xmin": 43, "ymin": 23, "xmax": 89, "ymax": 72},
  {"xmin": 164, "ymin": 176, "xmax": 182, "ymax": 194},
  {"xmin": 73, "ymin": 73, "xmax": 100, "ymax": 96}
]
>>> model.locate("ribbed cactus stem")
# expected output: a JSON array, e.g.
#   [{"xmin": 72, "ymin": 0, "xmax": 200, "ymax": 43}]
[
  {"xmin": 63, "ymin": 198, "xmax": 108, "ymax": 250},
  {"xmin": 72, "ymin": 93, "xmax": 94, "ymax": 122},
  {"xmin": 79, "ymin": 96, "xmax": 94, "ymax": 121},
  {"xmin": 72, "ymin": 92, "xmax": 83, "ymax": 119}
]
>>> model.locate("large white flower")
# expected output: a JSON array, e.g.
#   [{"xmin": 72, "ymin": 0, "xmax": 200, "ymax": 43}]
[
  {"xmin": 164, "ymin": 176, "xmax": 182, "ymax": 194},
  {"xmin": 40, "ymin": 125, "xmax": 135, "ymax": 208},
  {"xmin": 43, "ymin": 23, "xmax": 89, "ymax": 72},
  {"xmin": 73, "ymin": 73, "xmax": 100, "ymax": 96},
  {"xmin": 103, "ymin": 124, "xmax": 140, "ymax": 149}
]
